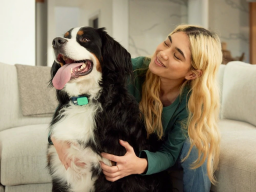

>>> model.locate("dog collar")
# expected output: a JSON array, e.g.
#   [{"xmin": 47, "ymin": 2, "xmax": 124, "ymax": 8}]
[{"xmin": 70, "ymin": 95, "xmax": 89, "ymax": 106}]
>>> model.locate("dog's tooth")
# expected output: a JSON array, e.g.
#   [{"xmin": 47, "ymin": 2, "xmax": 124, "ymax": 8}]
[
  {"xmin": 71, "ymin": 68, "xmax": 73, "ymax": 73},
  {"xmin": 80, "ymin": 63, "xmax": 85, "ymax": 70}
]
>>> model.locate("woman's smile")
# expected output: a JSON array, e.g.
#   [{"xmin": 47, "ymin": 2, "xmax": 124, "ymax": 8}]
[{"xmin": 154, "ymin": 57, "xmax": 166, "ymax": 67}]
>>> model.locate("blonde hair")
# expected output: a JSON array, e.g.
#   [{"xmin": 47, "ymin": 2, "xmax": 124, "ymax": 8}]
[{"xmin": 139, "ymin": 25, "xmax": 222, "ymax": 184}]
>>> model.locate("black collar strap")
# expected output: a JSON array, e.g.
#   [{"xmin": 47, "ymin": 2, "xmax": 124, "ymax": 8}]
[{"xmin": 70, "ymin": 94, "xmax": 89, "ymax": 106}]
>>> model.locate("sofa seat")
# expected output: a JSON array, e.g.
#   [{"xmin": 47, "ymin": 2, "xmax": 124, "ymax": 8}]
[
  {"xmin": 0, "ymin": 124, "xmax": 51, "ymax": 186},
  {"xmin": 5, "ymin": 183, "xmax": 51, "ymax": 192},
  {"xmin": 213, "ymin": 119, "xmax": 256, "ymax": 191}
]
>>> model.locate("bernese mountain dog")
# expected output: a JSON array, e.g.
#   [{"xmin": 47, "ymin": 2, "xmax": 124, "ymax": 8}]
[{"xmin": 47, "ymin": 27, "xmax": 171, "ymax": 192}]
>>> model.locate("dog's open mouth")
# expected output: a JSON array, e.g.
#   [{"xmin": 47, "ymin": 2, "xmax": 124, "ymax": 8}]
[{"xmin": 52, "ymin": 54, "xmax": 93, "ymax": 90}]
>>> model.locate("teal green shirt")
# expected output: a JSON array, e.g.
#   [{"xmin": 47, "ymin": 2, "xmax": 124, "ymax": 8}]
[{"xmin": 128, "ymin": 57, "xmax": 189, "ymax": 175}]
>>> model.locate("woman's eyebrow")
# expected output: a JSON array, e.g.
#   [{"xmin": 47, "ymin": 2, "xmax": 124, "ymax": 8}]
[
  {"xmin": 176, "ymin": 48, "xmax": 186, "ymax": 60},
  {"xmin": 168, "ymin": 35, "xmax": 186, "ymax": 60},
  {"xmin": 168, "ymin": 35, "xmax": 172, "ymax": 43}
]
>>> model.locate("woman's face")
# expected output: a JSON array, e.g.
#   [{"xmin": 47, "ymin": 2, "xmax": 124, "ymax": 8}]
[{"xmin": 149, "ymin": 32, "xmax": 192, "ymax": 82}]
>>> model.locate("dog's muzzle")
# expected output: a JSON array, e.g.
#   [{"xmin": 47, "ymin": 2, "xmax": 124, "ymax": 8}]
[{"xmin": 52, "ymin": 37, "xmax": 67, "ymax": 49}]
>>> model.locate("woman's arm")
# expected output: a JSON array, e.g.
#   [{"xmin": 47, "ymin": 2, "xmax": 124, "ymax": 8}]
[
  {"xmin": 50, "ymin": 136, "xmax": 86, "ymax": 169},
  {"xmin": 100, "ymin": 109, "xmax": 188, "ymax": 179},
  {"xmin": 51, "ymin": 137, "xmax": 72, "ymax": 169}
]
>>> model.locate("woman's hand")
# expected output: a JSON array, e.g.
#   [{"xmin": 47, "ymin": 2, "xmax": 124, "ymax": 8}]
[
  {"xmin": 51, "ymin": 137, "xmax": 85, "ymax": 169},
  {"xmin": 100, "ymin": 140, "xmax": 148, "ymax": 182}
]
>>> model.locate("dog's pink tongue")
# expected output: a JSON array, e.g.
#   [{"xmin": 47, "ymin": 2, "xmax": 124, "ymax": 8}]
[{"xmin": 52, "ymin": 63, "xmax": 83, "ymax": 90}]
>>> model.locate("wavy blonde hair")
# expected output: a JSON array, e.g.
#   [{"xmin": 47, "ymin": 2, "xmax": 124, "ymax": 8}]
[{"xmin": 139, "ymin": 25, "xmax": 222, "ymax": 184}]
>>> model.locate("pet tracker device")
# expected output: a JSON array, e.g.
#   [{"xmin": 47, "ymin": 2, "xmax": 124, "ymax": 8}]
[{"xmin": 71, "ymin": 95, "xmax": 89, "ymax": 106}]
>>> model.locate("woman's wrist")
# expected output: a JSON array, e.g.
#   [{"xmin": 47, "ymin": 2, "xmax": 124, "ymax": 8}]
[{"xmin": 136, "ymin": 157, "xmax": 148, "ymax": 174}]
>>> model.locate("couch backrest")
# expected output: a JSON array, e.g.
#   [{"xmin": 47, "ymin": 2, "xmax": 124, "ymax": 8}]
[
  {"xmin": 217, "ymin": 64, "xmax": 226, "ymax": 106},
  {"xmin": 220, "ymin": 61, "xmax": 256, "ymax": 127},
  {"xmin": 0, "ymin": 63, "xmax": 52, "ymax": 132}
]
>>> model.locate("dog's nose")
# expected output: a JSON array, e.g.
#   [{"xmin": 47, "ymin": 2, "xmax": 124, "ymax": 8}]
[{"xmin": 52, "ymin": 37, "xmax": 67, "ymax": 49}]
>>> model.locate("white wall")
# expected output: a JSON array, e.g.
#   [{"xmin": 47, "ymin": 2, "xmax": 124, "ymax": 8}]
[
  {"xmin": 112, "ymin": 0, "xmax": 129, "ymax": 50},
  {"xmin": 0, "ymin": 0, "xmax": 35, "ymax": 65},
  {"xmin": 188, "ymin": 0, "xmax": 208, "ymax": 28},
  {"xmin": 36, "ymin": 1, "xmax": 47, "ymax": 66},
  {"xmin": 83, "ymin": 0, "xmax": 113, "ymax": 35},
  {"xmin": 47, "ymin": 0, "xmax": 56, "ymax": 67},
  {"xmin": 129, "ymin": 0, "xmax": 249, "ymax": 63},
  {"xmin": 209, "ymin": 0, "xmax": 249, "ymax": 63},
  {"xmin": 129, "ymin": 0, "xmax": 188, "ymax": 58},
  {"xmin": 47, "ymin": 0, "xmax": 114, "ymax": 66},
  {"xmin": 55, "ymin": 7, "xmax": 80, "ymax": 37}
]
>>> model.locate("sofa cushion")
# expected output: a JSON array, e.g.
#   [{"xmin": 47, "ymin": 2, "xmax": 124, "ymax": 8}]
[
  {"xmin": 15, "ymin": 64, "xmax": 58, "ymax": 117},
  {"xmin": 221, "ymin": 61, "xmax": 256, "ymax": 126},
  {"xmin": 5, "ymin": 183, "xmax": 51, "ymax": 192},
  {"xmin": 214, "ymin": 119, "xmax": 256, "ymax": 191},
  {"xmin": 0, "ymin": 62, "xmax": 52, "ymax": 132},
  {"xmin": 0, "ymin": 124, "xmax": 51, "ymax": 185}
]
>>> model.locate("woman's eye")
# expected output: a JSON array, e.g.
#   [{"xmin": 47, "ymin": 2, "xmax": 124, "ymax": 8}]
[
  {"xmin": 80, "ymin": 38, "xmax": 90, "ymax": 43},
  {"xmin": 174, "ymin": 54, "xmax": 180, "ymax": 60},
  {"xmin": 164, "ymin": 41, "xmax": 168, "ymax": 46}
]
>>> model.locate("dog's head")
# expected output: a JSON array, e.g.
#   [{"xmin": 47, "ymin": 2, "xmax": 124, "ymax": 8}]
[{"xmin": 50, "ymin": 27, "xmax": 132, "ymax": 97}]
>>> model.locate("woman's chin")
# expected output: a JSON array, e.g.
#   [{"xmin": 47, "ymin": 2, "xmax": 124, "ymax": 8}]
[{"xmin": 149, "ymin": 61, "xmax": 160, "ymax": 76}]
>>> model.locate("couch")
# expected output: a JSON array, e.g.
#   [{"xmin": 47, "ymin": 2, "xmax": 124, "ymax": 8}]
[
  {"xmin": 0, "ymin": 61, "xmax": 255, "ymax": 192},
  {"xmin": 0, "ymin": 63, "xmax": 54, "ymax": 192},
  {"xmin": 211, "ymin": 61, "xmax": 256, "ymax": 191}
]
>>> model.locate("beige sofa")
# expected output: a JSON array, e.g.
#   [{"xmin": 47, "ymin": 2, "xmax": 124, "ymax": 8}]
[
  {"xmin": 212, "ymin": 61, "xmax": 256, "ymax": 191},
  {"xmin": 0, "ymin": 63, "xmax": 53, "ymax": 192},
  {"xmin": 0, "ymin": 61, "xmax": 255, "ymax": 192}
]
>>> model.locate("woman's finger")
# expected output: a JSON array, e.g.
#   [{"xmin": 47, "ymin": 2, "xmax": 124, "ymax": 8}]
[
  {"xmin": 102, "ymin": 169, "xmax": 120, "ymax": 178},
  {"xmin": 66, "ymin": 158, "xmax": 71, "ymax": 169},
  {"xmin": 74, "ymin": 158, "xmax": 86, "ymax": 167},
  {"xmin": 101, "ymin": 153, "xmax": 123, "ymax": 163},
  {"xmin": 105, "ymin": 175, "xmax": 121, "ymax": 182},
  {"xmin": 64, "ymin": 161, "xmax": 69, "ymax": 170},
  {"xmin": 119, "ymin": 140, "xmax": 134, "ymax": 153},
  {"xmin": 100, "ymin": 162, "xmax": 119, "ymax": 173}
]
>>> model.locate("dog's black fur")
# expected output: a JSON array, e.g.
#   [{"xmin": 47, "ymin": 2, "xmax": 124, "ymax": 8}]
[{"xmin": 48, "ymin": 27, "xmax": 171, "ymax": 192}]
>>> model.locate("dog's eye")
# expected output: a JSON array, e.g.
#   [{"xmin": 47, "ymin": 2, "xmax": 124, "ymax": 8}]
[{"xmin": 80, "ymin": 38, "xmax": 90, "ymax": 43}]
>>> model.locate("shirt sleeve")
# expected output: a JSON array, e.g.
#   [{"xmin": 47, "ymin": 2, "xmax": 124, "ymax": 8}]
[{"xmin": 139, "ymin": 110, "xmax": 188, "ymax": 175}]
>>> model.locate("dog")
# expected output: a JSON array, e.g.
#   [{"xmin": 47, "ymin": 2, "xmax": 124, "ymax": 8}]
[{"xmin": 47, "ymin": 26, "xmax": 171, "ymax": 192}]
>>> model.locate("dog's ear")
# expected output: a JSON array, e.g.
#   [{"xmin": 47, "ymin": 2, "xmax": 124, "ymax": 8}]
[
  {"xmin": 49, "ymin": 61, "xmax": 61, "ymax": 87},
  {"xmin": 97, "ymin": 28, "xmax": 132, "ymax": 81}
]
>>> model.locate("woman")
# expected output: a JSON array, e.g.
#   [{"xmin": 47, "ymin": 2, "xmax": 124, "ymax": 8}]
[{"xmin": 51, "ymin": 25, "xmax": 222, "ymax": 192}]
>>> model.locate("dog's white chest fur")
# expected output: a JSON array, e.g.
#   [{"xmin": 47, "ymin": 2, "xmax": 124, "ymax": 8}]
[
  {"xmin": 52, "ymin": 103, "xmax": 99, "ymax": 142},
  {"xmin": 49, "ymin": 103, "xmax": 109, "ymax": 192}
]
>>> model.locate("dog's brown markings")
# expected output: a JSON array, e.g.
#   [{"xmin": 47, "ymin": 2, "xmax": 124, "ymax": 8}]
[
  {"xmin": 77, "ymin": 30, "xmax": 84, "ymax": 36},
  {"xmin": 64, "ymin": 31, "xmax": 70, "ymax": 38},
  {"xmin": 93, "ymin": 54, "xmax": 102, "ymax": 72}
]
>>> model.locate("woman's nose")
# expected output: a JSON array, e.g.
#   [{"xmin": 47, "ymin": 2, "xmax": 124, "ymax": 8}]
[{"xmin": 159, "ymin": 51, "xmax": 168, "ymax": 60}]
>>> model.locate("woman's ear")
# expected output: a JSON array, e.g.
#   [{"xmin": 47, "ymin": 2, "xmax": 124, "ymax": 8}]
[{"xmin": 185, "ymin": 69, "xmax": 203, "ymax": 80}]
